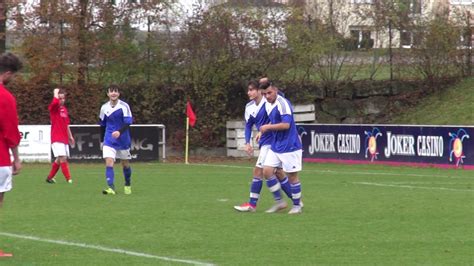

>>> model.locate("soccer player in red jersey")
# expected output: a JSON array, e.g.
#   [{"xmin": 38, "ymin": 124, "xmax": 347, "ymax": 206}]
[
  {"xmin": 0, "ymin": 52, "xmax": 23, "ymax": 257},
  {"xmin": 46, "ymin": 88, "xmax": 75, "ymax": 184}
]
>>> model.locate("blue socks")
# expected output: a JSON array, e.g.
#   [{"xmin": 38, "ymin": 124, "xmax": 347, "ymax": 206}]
[
  {"xmin": 266, "ymin": 176, "xmax": 282, "ymax": 201},
  {"xmin": 123, "ymin": 167, "xmax": 132, "ymax": 186},
  {"xmin": 106, "ymin": 166, "xmax": 115, "ymax": 189},
  {"xmin": 106, "ymin": 166, "xmax": 132, "ymax": 189},
  {"xmin": 291, "ymin": 182, "xmax": 302, "ymax": 206},
  {"xmin": 249, "ymin": 178, "xmax": 263, "ymax": 206},
  {"xmin": 279, "ymin": 176, "xmax": 293, "ymax": 199}
]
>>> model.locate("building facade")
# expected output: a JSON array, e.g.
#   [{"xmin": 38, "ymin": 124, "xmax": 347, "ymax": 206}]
[{"xmin": 304, "ymin": 0, "xmax": 474, "ymax": 48}]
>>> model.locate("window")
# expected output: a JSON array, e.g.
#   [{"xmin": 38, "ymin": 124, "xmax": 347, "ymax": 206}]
[
  {"xmin": 400, "ymin": 30, "xmax": 421, "ymax": 48},
  {"xmin": 350, "ymin": 28, "xmax": 374, "ymax": 49},
  {"xmin": 401, "ymin": 0, "xmax": 422, "ymax": 14}
]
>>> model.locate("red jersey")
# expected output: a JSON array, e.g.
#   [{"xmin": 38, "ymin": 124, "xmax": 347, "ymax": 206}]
[
  {"xmin": 48, "ymin": 97, "xmax": 70, "ymax": 144},
  {"xmin": 0, "ymin": 84, "xmax": 21, "ymax": 167}
]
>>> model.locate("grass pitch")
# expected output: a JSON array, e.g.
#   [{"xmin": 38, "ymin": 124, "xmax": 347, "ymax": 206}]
[{"xmin": 0, "ymin": 161, "xmax": 473, "ymax": 265}]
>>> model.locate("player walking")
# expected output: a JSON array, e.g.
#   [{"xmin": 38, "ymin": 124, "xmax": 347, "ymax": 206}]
[
  {"xmin": 46, "ymin": 88, "xmax": 75, "ymax": 184},
  {"xmin": 258, "ymin": 81, "xmax": 303, "ymax": 214},
  {"xmin": 99, "ymin": 85, "xmax": 133, "ymax": 195},
  {"xmin": 234, "ymin": 80, "xmax": 294, "ymax": 213}
]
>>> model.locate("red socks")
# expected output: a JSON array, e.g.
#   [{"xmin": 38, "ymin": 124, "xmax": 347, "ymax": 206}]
[
  {"xmin": 60, "ymin": 162, "xmax": 71, "ymax": 181},
  {"xmin": 47, "ymin": 162, "xmax": 60, "ymax": 179}
]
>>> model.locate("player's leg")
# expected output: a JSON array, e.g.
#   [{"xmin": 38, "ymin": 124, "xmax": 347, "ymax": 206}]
[
  {"xmin": 275, "ymin": 168, "xmax": 292, "ymax": 199},
  {"xmin": 234, "ymin": 166, "xmax": 262, "ymax": 212},
  {"xmin": 46, "ymin": 143, "xmax": 62, "ymax": 183},
  {"xmin": 279, "ymin": 150, "xmax": 303, "ymax": 214},
  {"xmin": 58, "ymin": 155, "xmax": 72, "ymax": 183},
  {"xmin": 118, "ymin": 149, "xmax": 132, "ymax": 195},
  {"xmin": 275, "ymin": 168, "xmax": 303, "ymax": 207},
  {"xmin": 102, "ymin": 146, "xmax": 117, "ymax": 195},
  {"xmin": 262, "ymin": 150, "xmax": 287, "ymax": 213},
  {"xmin": 0, "ymin": 166, "xmax": 13, "ymax": 208},
  {"xmin": 234, "ymin": 145, "xmax": 269, "ymax": 212}
]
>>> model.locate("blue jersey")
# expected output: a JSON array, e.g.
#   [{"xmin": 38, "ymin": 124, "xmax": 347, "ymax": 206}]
[
  {"xmin": 265, "ymin": 95, "xmax": 302, "ymax": 153},
  {"xmin": 99, "ymin": 100, "xmax": 133, "ymax": 150},
  {"xmin": 244, "ymin": 98, "xmax": 272, "ymax": 147}
]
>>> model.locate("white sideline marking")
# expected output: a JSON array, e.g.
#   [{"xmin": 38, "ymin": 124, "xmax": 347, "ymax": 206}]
[
  {"xmin": 353, "ymin": 182, "xmax": 474, "ymax": 192},
  {"xmin": 191, "ymin": 163, "xmax": 472, "ymax": 179},
  {"xmin": 0, "ymin": 232, "xmax": 214, "ymax": 266}
]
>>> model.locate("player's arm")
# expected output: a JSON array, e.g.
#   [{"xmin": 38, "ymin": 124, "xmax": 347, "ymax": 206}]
[
  {"xmin": 112, "ymin": 123, "xmax": 130, "ymax": 139},
  {"xmin": 0, "ymin": 99, "xmax": 21, "ymax": 174},
  {"xmin": 48, "ymin": 89, "xmax": 60, "ymax": 111},
  {"xmin": 11, "ymin": 146, "xmax": 21, "ymax": 175},
  {"xmin": 112, "ymin": 105, "xmax": 132, "ymax": 139},
  {"xmin": 99, "ymin": 107, "xmax": 106, "ymax": 148},
  {"xmin": 244, "ymin": 117, "xmax": 255, "ymax": 156},
  {"xmin": 260, "ymin": 121, "xmax": 289, "ymax": 134},
  {"xmin": 67, "ymin": 126, "xmax": 75, "ymax": 146}
]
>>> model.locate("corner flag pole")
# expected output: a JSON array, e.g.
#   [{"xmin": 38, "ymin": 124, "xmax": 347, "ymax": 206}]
[{"xmin": 185, "ymin": 117, "xmax": 190, "ymax": 164}]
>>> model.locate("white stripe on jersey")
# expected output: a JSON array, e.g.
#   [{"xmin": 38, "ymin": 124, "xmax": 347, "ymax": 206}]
[
  {"xmin": 118, "ymin": 100, "xmax": 132, "ymax": 117},
  {"xmin": 265, "ymin": 95, "xmax": 292, "ymax": 116},
  {"xmin": 276, "ymin": 96, "xmax": 292, "ymax": 116},
  {"xmin": 244, "ymin": 98, "xmax": 266, "ymax": 122},
  {"xmin": 100, "ymin": 100, "xmax": 132, "ymax": 120}
]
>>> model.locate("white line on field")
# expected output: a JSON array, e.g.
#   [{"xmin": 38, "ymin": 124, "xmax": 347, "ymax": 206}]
[
  {"xmin": 0, "ymin": 232, "xmax": 214, "ymax": 266},
  {"xmin": 191, "ymin": 163, "xmax": 472, "ymax": 179},
  {"xmin": 352, "ymin": 182, "xmax": 474, "ymax": 192}
]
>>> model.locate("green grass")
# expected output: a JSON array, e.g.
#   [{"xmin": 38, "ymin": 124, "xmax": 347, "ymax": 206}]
[
  {"xmin": 392, "ymin": 77, "xmax": 474, "ymax": 125},
  {"xmin": 1, "ymin": 162, "xmax": 473, "ymax": 265}
]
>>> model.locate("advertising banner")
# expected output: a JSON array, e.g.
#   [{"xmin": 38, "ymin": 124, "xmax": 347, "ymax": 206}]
[
  {"xmin": 298, "ymin": 124, "xmax": 473, "ymax": 169},
  {"xmin": 69, "ymin": 125, "xmax": 162, "ymax": 161},
  {"xmin": 18, "ymin": 125, "xmax": 52, "ymax": 162}
]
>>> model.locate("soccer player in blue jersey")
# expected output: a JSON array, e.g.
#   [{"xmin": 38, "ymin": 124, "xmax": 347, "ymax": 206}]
[
  {"xmin": 234, "ymin": 80, "xmax": 294, "ymax": 213},
  {"xmin": 99, "ymin": 85, "xmax": 133, "ymax": 195},
  {"xmin": 257, "ymin": 81, "xmax": 303, "ymax": 214}
]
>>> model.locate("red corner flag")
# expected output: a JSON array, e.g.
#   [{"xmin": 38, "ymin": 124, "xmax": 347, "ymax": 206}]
[{"xmin": 186, "ymin": 101, "xmax": 197, "ymax": 127}]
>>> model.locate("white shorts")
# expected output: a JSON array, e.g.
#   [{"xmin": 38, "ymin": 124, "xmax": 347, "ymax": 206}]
[
  {"xmin": 103, "ymin": 145, "xmax": 132, "ymax": 161},
  {"xmin": 0, "ymin": 166, "xmax": 13, "ymax": 193},
  {"xmin": 263, "ymin": 149, "xmax": 303, "ymax": 173},
  {"xmin": 255, "ymin": 145, "xmax": 271, "ymax": 168},
  {"xmin": 52, "ymin": 142, "xmax": 70, "ymax": 157}
]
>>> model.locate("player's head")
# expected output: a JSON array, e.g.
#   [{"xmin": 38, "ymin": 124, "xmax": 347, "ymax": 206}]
[
  {"xmin": 260, "ymin": 80, "xmax": 278, "ymax": 103},
  {"xmin": 107, "ymin": 84, "xmax": 120, "ymax": 101},
  {"xmin": 247, "ymin": 80, "xmax": 260, "ymax": 101},
  {"xmin": 0, "ymin": 53, "xmax": 22, "ymax": 85},
  {"xmin": 259, "ymin": 76, "xmax": 269, "ymax": 86},
  {"xmin": 57, "ymin": 88, "xmax": 67, "ymax": 106}
]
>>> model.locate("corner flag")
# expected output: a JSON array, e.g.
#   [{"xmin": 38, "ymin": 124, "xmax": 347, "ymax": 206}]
[{"xmin": 186, "ymin": 101, "xmax": 196, "ymax": 127}]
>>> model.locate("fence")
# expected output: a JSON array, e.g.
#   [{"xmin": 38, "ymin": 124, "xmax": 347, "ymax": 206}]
[{"xmin": 226, "ymin": 104, "xmax": 315, "ymax": 157}]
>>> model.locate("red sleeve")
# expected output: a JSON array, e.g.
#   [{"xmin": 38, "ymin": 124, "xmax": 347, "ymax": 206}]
[
  {"xmin": 48, "ymin": 97, "xmax": 60, "ymax": 112},
  {"xmin": 0, "ymin": 97, "xmax": 21, "ymax": 148}
]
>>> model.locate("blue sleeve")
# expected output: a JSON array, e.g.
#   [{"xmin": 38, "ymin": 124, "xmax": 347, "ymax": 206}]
[
  {"xmin": 99, "ymin": 116, "xmax": 106, "ymax": 127},
  {"xmin": 281, "ymin": 114, "xmax": 292, "ymax": 125},
  {"xmin": 245, "ymin": 117, "xmax": 255, "ymax": 144},
  {"xmin": 123, "ymin": 116, "xmax": 133, "ymax": 125}
]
